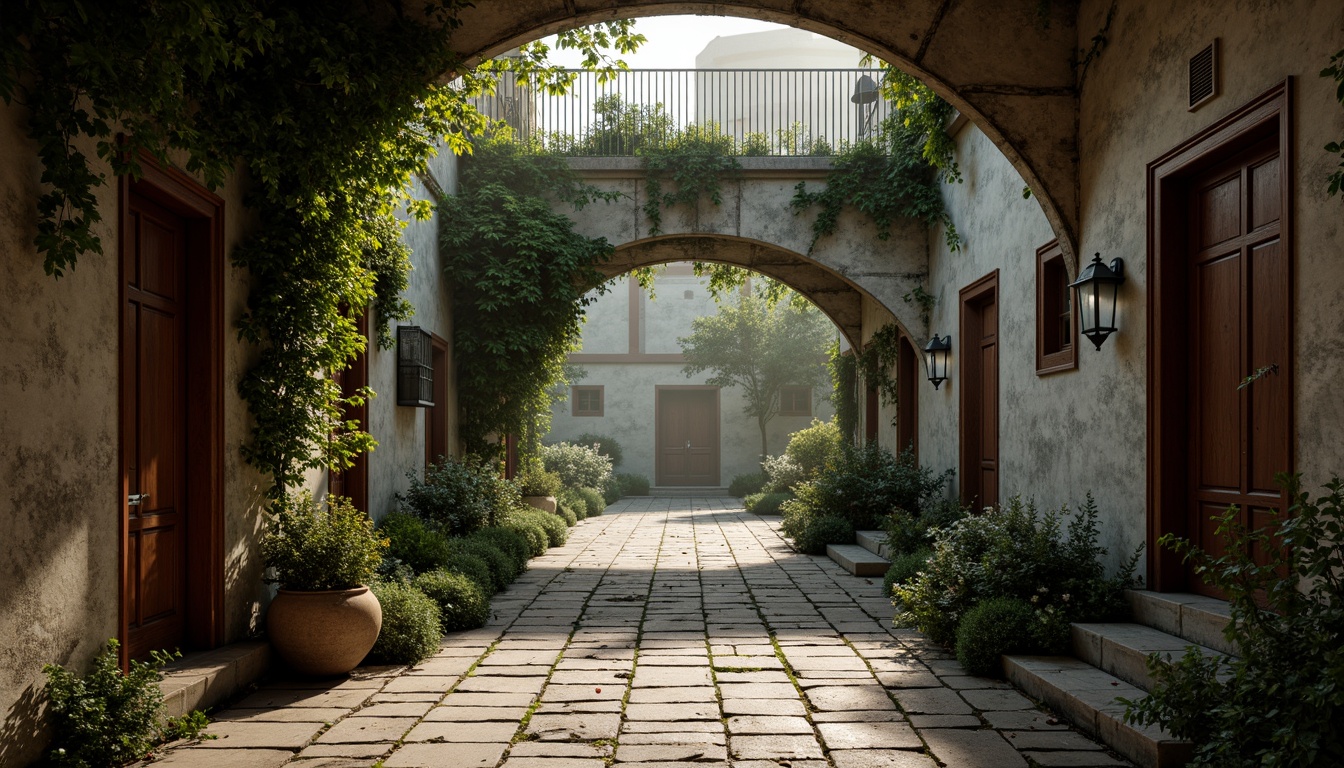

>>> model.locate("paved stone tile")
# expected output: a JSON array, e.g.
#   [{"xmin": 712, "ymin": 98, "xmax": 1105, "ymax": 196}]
[
  {"xmin": 615, "ymin": 743, "xmax": 728, "ymax": 761},
  {"xmin": 721, "ymin": 697, "xmax": 808, "ymax": 716},
  {"xmin": 918, "ymin": 728, "xmax": 1028, "ymax": 767},
  {"xmin": 526, "ymin": 713, "xmax": 621, "ymax": 740},
  {"xmin": 196, "ymin": 721, "xmax": 321, "ymax": 749},
  {"xmin": 830, "ymin": 750, "xmax": 940, "ymax": 768},
  {"xmin": 817, "ymin": 721, "xmax": 923, "ymax": 749},
  {"xmin": 1023, "ymin": 751, "xmax": 1128, "ymax": 766},
  {"xmin": 726, "ymin": 715, "xmax": 814, "ymax": 734},
  {"xmin": 1006, "ymin": 730, "xmax": 1108, "ymax": 750},
  {"xmin": 140, "ymin": 748, "xmax": 295, "ymax": 767},
  {"xmin": 314, "ymin": 715, "xmax": 417, "ymax": 743},
  {"xmin": 893, "ymin": 687, "xmax": 974, "ymax": 715},
  {"xmin": 624, "ymin": 702, "xmax": 719, "ymax": 720},
  {"xmin": 402, "ymin": 720, "xmax": 518, "ymax": 742},
  {"xmin": 961, "ymin": 687, "xmax": 1035, "ymax": 711},
  {"xmin": 210, "ymin": 707, "xmax": 349, "ymax": 723},
  {"xmin": 382, "ymin": 742, "xmax": 508, "ymax": 767},
  {"xmin": 729, "ymin": 734, "xmax": 825, "ymax": 760},
  {"xmin": 806, "ymin": 685, "xmax": 898, "ymax": 711}
]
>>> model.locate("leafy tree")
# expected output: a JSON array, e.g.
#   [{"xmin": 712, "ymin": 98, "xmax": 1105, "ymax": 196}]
[{"xmin": 679, "ymin": 288, "xmax": 835, "ymax": 463}]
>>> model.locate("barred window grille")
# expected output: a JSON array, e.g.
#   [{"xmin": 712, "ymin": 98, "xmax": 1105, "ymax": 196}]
[{"xmin": 397, "ymin": 326, "xmax": 435, "ymax": 407}]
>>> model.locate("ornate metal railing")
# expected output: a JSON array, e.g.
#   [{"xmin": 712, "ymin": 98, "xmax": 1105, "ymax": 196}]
[{"xmin": 473, "ymin": 68, "xmax": 892, "ymax": 156}]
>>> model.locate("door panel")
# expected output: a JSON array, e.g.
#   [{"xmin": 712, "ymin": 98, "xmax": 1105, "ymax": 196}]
[
  {"xmin": 124, "ymin": 194, "xmax": 188, "ymax": 659},
  {"xmin": 1185, "ymin": 138, "xmax": 1290, "ymax": 597},
  {"xmin": 657, "ymin": 390, "xmax": 719, "ymax": 486},
  {"xmin": 959, "ymin": 273, "xmax": 998, "ymax": 511}
]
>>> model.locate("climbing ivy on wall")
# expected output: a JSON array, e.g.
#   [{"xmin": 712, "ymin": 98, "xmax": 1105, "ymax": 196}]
[
  {"xmin": 440, "ymin": 137, "xmax": 617, "ymax": 458},
  {"xmin": 641, "ymin": 127, "xmax": 742, "ymax": 235},
  {"xmin": 828, "ymin": 341, "xmax": 860, "ymax": 443},
  {"xmin": 0, "ymin": 2, "xmax": 640, "ymax": 496},
  {"xmin": 1325, "ymin": 48, "xmax": 1344, "ymax": 199},
  {"xmin": 857, "ymin": 323, "xmax": 904, "ymax": 413}
]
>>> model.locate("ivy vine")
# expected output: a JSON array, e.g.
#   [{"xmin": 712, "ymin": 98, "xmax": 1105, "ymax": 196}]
[
  {"xmin": 0, "ymin": 3, "xmax": 639, "ymax": 496},
  {"xmin": 440, "ymin": 137, "xmax": 617, "ymax": 458},
  {"xmin": 641, "ymin": 129, "xmax": 742, "ymax": 235},
  {"xmin": 827, "ymin": 340, "xmax": 859, "ymax": 443},
  {"xmin": 857, "ymin": 323, "xmax": 904, "ymax": 413},
  {"xmin": 1324, "ymin": 48, "xmax": 1344, "ymax": 199}
]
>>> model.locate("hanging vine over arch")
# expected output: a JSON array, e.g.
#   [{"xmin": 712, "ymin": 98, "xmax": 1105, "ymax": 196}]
[{"xmin": 0, "ymin": 2, "xmax": 642, "ymax": 496}]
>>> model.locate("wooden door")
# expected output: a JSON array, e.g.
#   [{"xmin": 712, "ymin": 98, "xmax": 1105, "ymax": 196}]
[
  {"xmin": 897, "ymin": 334, "xmax": 919, "ymax": 460},
  {"xmin": 657, "ymin": 389, "xmax": 719, "ymax": 486},
  {"xmin": 330, "ymin": 312, "xmax": 369, "ymax": 511},
  {"xmin": 122, "ymin": 193, "xmax": 188, "ymax": 660},
  {"xmin": 960, "ymin": 273, "xmax": 999, "ymax": 510},
  {"xmin": 1185, "ymin": 138, "xmax": 1290, "ymax": 598}
]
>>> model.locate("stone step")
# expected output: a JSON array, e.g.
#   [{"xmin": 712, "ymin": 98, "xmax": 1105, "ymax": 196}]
[
  {"xmin": 1126, "ymin": 590, "xmax": 1235, "ymax": 657},
  {"xmin": 854, "ymin": 530, "xmax": 891, "ymax": 558},
  {"xmin": 825, "ymin": 543, "xmax": 889, "ymax": 577},
  {"xmin": 1004, "ymin": 655, "xmax": 1192, "ymax": 768},
  {"xmin": 649, "ymin": 487, "xmax": 731, "ymax": 498},
  {"xmin": 159, "ymin": 640, "xmax": 272, "ymax": 719},
  {"xmin": 1071, "ymin": 622, "xmax": 1229, "ymax": 692}
]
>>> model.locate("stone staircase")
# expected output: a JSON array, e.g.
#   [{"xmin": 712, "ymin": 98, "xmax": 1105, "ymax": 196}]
[
  {"xmin": 1004, "ymin": 591, "xmax": 1235, "ymax": 768},
  {"xmin": 826, "ymin": 529, "xmax": 891, "ymax": 576}
]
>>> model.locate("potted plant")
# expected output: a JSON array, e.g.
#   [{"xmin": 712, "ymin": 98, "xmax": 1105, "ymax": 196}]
[
  {"xmin": 516, "ymin": 462, "xmax": 562, "ymax": 514},
  {"xmin": 261, "ymin": 493, "xmax": 387, "ymax": 676}
]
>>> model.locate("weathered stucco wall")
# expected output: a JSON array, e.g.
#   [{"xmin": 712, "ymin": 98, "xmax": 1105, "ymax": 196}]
[
  {"xmin": 0, "ymin": 103, "xmax": 266, "ymax": 767},
  {"xmin": 360, "ymin": 151, "xmax": 460, "ymax": 522},
  {"xmin": 1076, "ymin": 0, "xmax": 1344, "ymax": 495}
]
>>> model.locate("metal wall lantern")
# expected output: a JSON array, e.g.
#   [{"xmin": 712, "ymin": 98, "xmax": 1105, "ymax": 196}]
[
  {"xmin": 397, "ymin": 325, "xmax": 435, "ymax": 407},
  {"xmin": 1070, "ymin": 253, "xmax": 1126, "ymax": 350},
  {"xmin": 924, "ymin": 334, "xmax": 952, "ymax": 390}
]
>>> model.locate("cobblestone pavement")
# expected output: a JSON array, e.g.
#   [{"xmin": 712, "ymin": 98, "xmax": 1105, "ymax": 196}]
[{"xmin": 147, "ymin": 498, "xmax": 1131, "ymax": 768}]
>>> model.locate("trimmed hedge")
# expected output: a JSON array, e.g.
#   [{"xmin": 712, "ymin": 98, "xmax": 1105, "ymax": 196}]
[
  {"xmin": 575, "ymin": 486, "xmax": 606, "ymax": 517},
  {"xmin": 367, "ymin": 581, "xmax": 441, "ymax": 665},
  {"xmin": 414, "ymin": 570, "xmax": 491, "ymax": 632},
  {"xmin": 954, "ymin": 596, "xmax": 1035, "ymax": 677},
  {"xmin": 452, "ymin": 538, "xmax": 515, "ymax": 593},
  {"xmin": 378, "ymin": 511, "xmax": 453, "ymax": 574},
  {"xmin": 729, "ymin": 471, "xmax": 767, "ymax": 498},
  {"xmin": 744, "ymin": 491, "xmax": 791, "ymax": 515},
  {"xmin": 470, "ymin": 527, "xmax": 531, "ymax": 579}
]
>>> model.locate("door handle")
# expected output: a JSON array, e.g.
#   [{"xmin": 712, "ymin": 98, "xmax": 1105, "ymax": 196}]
[
  {"xmin": 685, "ymin": 440, "xmax": 692, "ymax": 449},
  {"xmin": 127, "ymin": 493, "xmax": 150, "ymax": 506}
]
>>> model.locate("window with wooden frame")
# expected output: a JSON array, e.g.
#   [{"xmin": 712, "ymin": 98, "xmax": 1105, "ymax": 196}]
[
  {"xmin": 778, "ymin": 386, "xmax": 812, "ymax": 417},
  {"xmin": 572, "ymin": 386, "xmax": 604, "ymax": 417},
  {"xmin": 1036, "ymin": 240, "xmax": 1078, "ymax": 374}
]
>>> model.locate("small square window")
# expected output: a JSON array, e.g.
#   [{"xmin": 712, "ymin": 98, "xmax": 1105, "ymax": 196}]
[
  {"xmin": 779, "ymin": 386, "xmax": 812, "ymax": 417},
  {"xmin": 1036, "ymin": 240, "xmax": 1078, "ymax": 375},
  {"xmin": 572, "ymin": 386, "xmax": 604, "ymax": 417}
]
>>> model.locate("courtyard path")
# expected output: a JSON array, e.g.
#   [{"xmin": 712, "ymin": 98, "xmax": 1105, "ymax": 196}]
[{"xmin": 147, "ymin": 498, "xmax": 1129, "ymax": 768}]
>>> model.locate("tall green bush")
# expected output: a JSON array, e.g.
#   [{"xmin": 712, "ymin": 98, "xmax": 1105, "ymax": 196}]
[
  {"xmin": 574, "ymin": 432, "xmax": 624, "ymax": 468},
  {"xmin": 575, "ymin": 487, "xmax": 606, "ymax": 517},
  {"xmin": 397, "ymin": 456, "xmax": 501, "ymax": 537},
  {"xmin": 784, "ymin": 418, "xmax": 844, "ymax": 476},
  {"xmin": 377, "ymin": 511, "xmax": 453, "ymax": 574},
  {"xmin": 541, "ymin": 442, "xmax": 613, "ymax": 489},
  {"xmin": 788, "ymin": 444, "xmax": 952, "ymax": 531},
  {"xmin": 1123, "ymin": 475, "xmax": 1344, "ymax": 767}
]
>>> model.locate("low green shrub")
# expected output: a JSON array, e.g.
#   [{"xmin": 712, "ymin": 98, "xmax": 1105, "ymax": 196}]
[
  {"xmin": 729, "ymin": 471, "xmax": 768, "ymax": 498},
  {"xmin": 574, "ymin": 432, "xmax": 623, "ymax": 468},
  {"xmin": 955, "ymin": 597, "xmax": 1035, "ymax": 677},
  {"xmin": 883, "ymin": 547, "xmax": 932, "ymax": 597},
  {"xmin": 744, "ymin": 491, "xmax": 791, "ymax": 514},
  {"xmin": 782, "ymin": 504, "xmax": 854, "ymax": 554},
  {"xmin": 784, "ymin": 418, "xmax": 844, "ymax": 476},
  {"xmin": 398, "ymin": 456, "xmax": 504, "ymax": 537},
  {"xmin": 616, "ymin": 472, "xmax": 650, "ymax": 496},
  {"xmin": 260, "ymin": 493, "xmax": 385, "ymax": 591},
  {"xmin": 532, "ymin": 509, "xmax": 569, "ymax": 547},
  {"xmin": 558, "ymin": 487, "xmax": 587, "ymax": 521},
  {"xmin": 575, "ymin": 486, "xmax": 606, "ymax": 517},
  {"xmin": 541, "ymin": 442, "xmax": 613, "ymax": 488},
  {"xmin": 1123, "ymin": 475, "xmax": 1344, "ymax": 768},
  {"xmin": 894, "ymin": 494, "xmax": 1138, "ymax": 648},
  {"xmin": 451, "ymin": 538, "xmax": 515, "ymax": 593},
  {"xmin": 378, "ymin": 510, "xmax": 453, "ymax": 574},
  {"xmin": 559, "ymin": 504, "xmax": 578, "ymax": 527},
  {"xmin": 367, "ymin": 581, "xmax": 442, "ymax": 665},
  {"xmin": 788, "ymin": 444, "xmax": 953, "ymax": 530},
  {"xmin": 761, "ymin": 453, "xmax": 806, "ymax": 493},
  {"xmin": 413, "ymin": 570, "xmax": 491, "ymax": 632},
  {"xmin": 884, "ymin": 500, "xmax": 968, "ymax": 557},
  {"xmin": 470, "ymin": 527, "xmax": 532, "ymax": 578},
  {"xmin": 515, "ymin": 462, "xmax": 562, "ymax": 497},
  {"xmin": 439, "ymin": 549, "xmax": 495, "ymax": 595},
  {"xmin": 502, "ymin": 514, "xmax": 548, "ymax": 557},
  {"xmin": 42, "ymin": 640, "xmax": 193, "ymax": 768}
]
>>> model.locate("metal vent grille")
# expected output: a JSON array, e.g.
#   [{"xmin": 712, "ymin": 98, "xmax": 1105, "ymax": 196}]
[{"xmin": 1189, "ymin": 40, "xmax": 1218, "ymax": 111}]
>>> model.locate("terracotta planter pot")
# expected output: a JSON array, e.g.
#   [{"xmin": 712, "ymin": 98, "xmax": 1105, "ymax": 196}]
[
  {"xmin": 268, "ymin": 586, "xmax": 381, "ymax": 676},
  {"xmin": 521, "ymin": 495, "xmax": 558, "ymax": 514}
]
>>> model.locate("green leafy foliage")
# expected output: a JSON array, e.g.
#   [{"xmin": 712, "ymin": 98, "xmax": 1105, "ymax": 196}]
[
  {"xmin": 501, "ymin": 514, "xmax": 549, "ymax": 558},
  {"xmin": 884, "ymin": 547, "xmax": 932, "ymax": 597},
  {"xmin": 1123, "ymin": 475, "xmax": 1344, "ymax": 768},
  {"xmin": 955, "ymin": 597, "xmax": 1036, "ymax": 677},
  {"xmin": 42, "ymin": 640, "xmax": 189, "ymax": 767},
  {"xmin": 744, "ymin": 491, "xmax": 792, "ymax": 515},
  {"xmin": 784, "ymin": 419, "xmax": 845, "ymax": 477},
  {"xmin": 729, "ymin": 472, "xmax": 768, "ymax": 498},
  {"xmin": 558, "ymin": 504, "xmax": 579, "ymax": 527},
  {"xmin": 469, "ymin": 528, "xmax": 532, "ymax": 580},
  {"xmin": 541, "ymin": 443, "xmax": 614, "ymax": 489},
  {"xmin": 574, "ymin": 487, "xmax": 607, "ymax": 518},
  {"xmin": 516, "ymin": 463, "xmax": 563, "ymax": 498},
  {"xmin": 680, "ymin": 291, "xmax": 835, "ymax": 464},
  {"xmin": 894, "ymin": 495, "xmax": 1138, "ymax": 649},
  {"xmin": 513, "ymin": 507, "xmax": 569, "ymax": 548},
  {"xmin": 883, "ymin": 500, "xmax": 968, "ymax": 557},
  {"xmin": 786, "ymin": 444, "xmax": 953, "ymax": 531},
  {"xmin": 261, "ymin": 493, "xmax": 385, "ymax": 591},
  {"xmin": 574, "ymin": 433, "xmax": 624, "ymax": 468},
  {"xmin": 397, "ymin": 456, "xmax": 509, "ymax": 538},
  {"xmin": 442, "ymin": 138, "xmax": 616, "ymax": 456},
  {"xmin": 452, "ymin": 538, "xmax": 516, "ymax": 594},
  {"xmin": 2, "ymin": 4, "xmax": 644, "ymax": 496},
  {"xmin": 378, "ymin": 511, "xmax": 455, "ymax": 575},
  {"xmin": 558, "ymin": 488, "xmax": 588, "ymax": 522},
  {"xmin": 1324, "ymin": 49, "xmax": 1344, "ymax": 199},
  {"xmin": 781, "ymin": 510, "xmax": 854, "ymax": 555},
  {"xmin": 615, "ymin": 473, "xmax": 651, "ymax": 497},
  {"xmin": 761, "ymin": 454, "xmax": 806, "ymax": 494},
  {"xmin": 414, "ymin": 570, "xmax": 491, "ymax": 632},
  {"xmin": 367, "ymin": 581, "xmax": 441, "ymax": 665},
  {"xmin": 856, "ymin": 324, "xmax": 906, "ymax": 419},
  {"xmin": 827, "ymin": 341, "xmax": 860, "ymax": 443},
  {"xmin": 641, "ymin": 126, "xmax": 741, "ymax": 235}
]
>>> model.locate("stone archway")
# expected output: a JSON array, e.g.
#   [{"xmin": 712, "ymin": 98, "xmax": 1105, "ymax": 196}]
[{"xmin": 442, "ymin": 0, "xmax": 1082, "ymax": 271}]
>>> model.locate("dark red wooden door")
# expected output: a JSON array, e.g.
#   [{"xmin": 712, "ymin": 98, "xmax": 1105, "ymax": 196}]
[
  {"xmin": 1186, "ymin": 139, "xmax": 1290, "ymax": 598},
  {"xmin": 122, "ymin": 193, "xmax": 188, "ymax": 659},
  {"xmin": 330, "ymin": 312, "xmax": 369, "ymax": 511},
  {"xmin": 960, "ymin": 275, "xmax": 999, "ymax": 510},
  {"xmin": 657, "ymin": 390, "xmax": 719, "ymax": 486}
]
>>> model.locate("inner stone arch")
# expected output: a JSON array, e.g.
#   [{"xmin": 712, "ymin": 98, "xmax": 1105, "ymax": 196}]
[
  {"xmin": 602, "ymin": 234, "xmax": 916, "ymax": 350},
  {"xmin": 442, "ymin": 1, "xmax": 1082, "ymax": 270}
]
